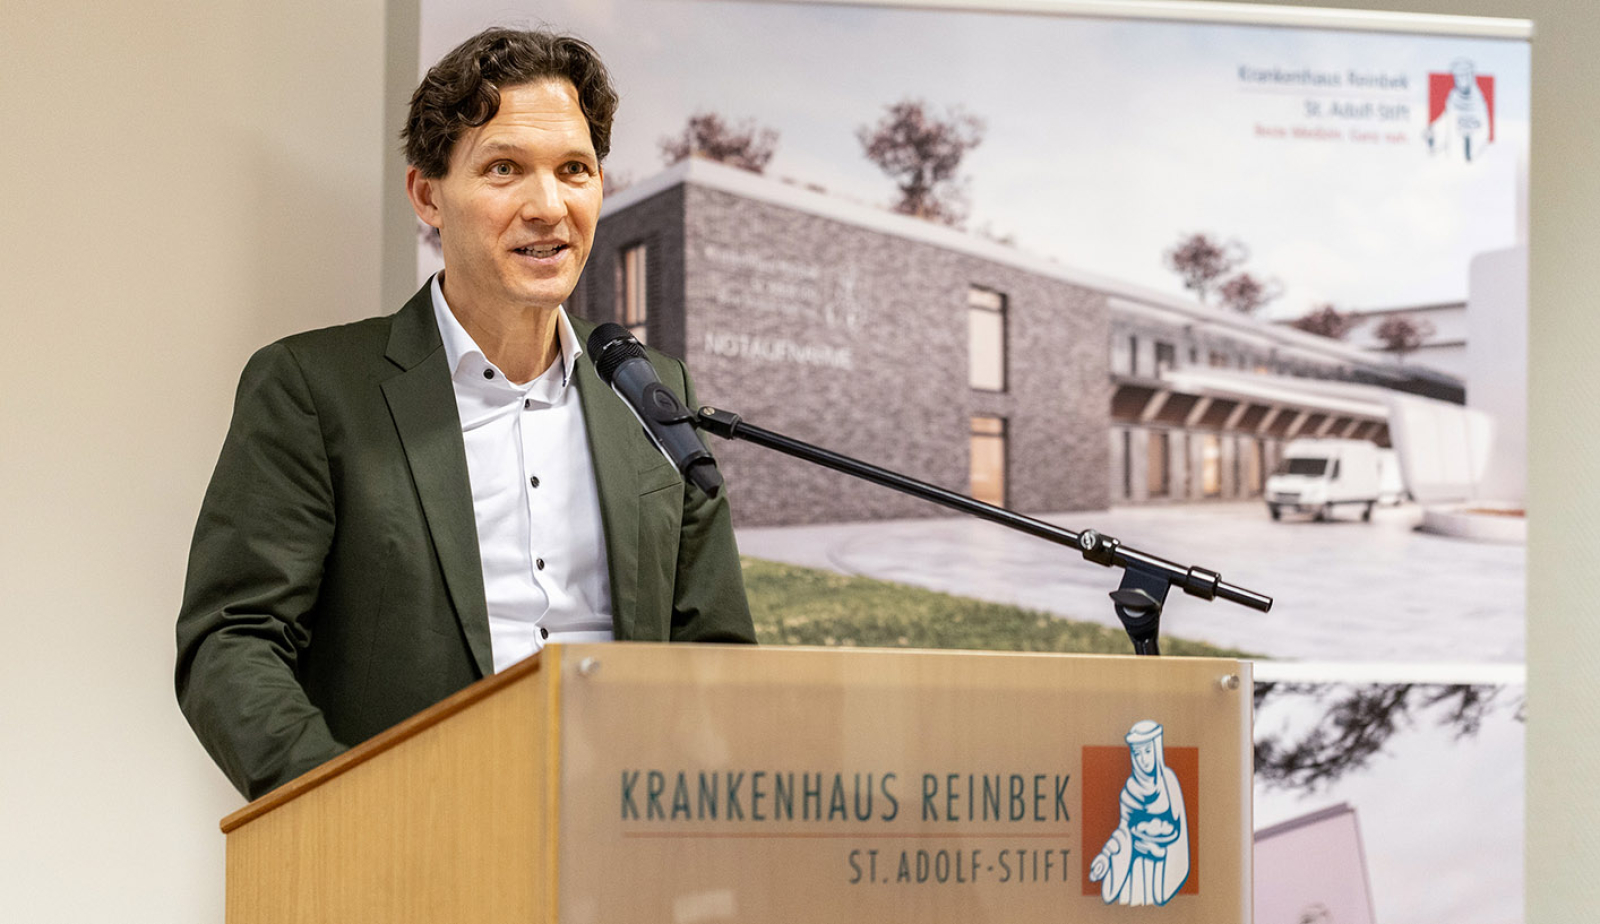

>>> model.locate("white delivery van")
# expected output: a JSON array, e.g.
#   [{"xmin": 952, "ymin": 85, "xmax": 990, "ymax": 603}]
[{"xmin": 1265, "ymin": 438, "xmax": 1383, "ymax": 522}]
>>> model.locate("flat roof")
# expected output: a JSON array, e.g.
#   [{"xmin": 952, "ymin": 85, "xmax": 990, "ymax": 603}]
[
  {"xmin": 1255, "ymin": 803, "xmax": 1358, "ymax": 842},
  {"xmin": 1159, "ymin": 368, "xmax": 1393, "ymax": 419},
  {"xmin": 604, "ymin": 158, "xmax": 1462, "ymax": 385}
]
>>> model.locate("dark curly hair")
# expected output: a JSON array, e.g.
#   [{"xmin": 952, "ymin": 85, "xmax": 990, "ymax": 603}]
[{"xmin": 402, "ymin": 27, "xmax": 618, "ymax": 178}]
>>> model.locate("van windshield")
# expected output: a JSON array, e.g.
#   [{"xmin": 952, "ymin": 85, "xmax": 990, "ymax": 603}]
[{"xmin": 1277, "ymin": 457, "xmax": 1328, "ymax": 477}]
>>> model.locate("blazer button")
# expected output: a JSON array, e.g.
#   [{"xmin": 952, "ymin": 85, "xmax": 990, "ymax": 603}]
[
  {"xmin": 536, "ymin": 557, "xmax": 545, "ymax": 570},
  {"xmin": 540, "ymin": 627, "xmax": 549, "ymax": 639},
  {"xmin": 529, "ymin": 475, "xmax": 541, "ymax": 488}
]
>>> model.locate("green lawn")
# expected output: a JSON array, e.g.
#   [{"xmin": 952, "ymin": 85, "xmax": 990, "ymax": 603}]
[{"xmin": 742, "ymin": 557, "xmax": 1260, "ymax": 659}]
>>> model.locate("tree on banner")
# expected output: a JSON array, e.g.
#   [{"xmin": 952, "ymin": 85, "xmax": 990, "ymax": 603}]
[
  {"xmin": 660, "ymin": 111, "xmax": 779, "ymax": 173},
  {"xmin": 858, "ymin": 98, "xmax": 985, "ymax": 227}
]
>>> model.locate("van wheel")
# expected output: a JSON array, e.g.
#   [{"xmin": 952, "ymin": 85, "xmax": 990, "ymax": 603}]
[
  {"xmin": 1314, "ymin": 504, "xmax": 1331, "ymax": 522},
  {"xmin": 1268, "ymin": 505, "xmax": 1281, "ymax": 521},
  {"xmin": 1363, "ymin": 503, "xmax": 1374, "ymax": 522}
]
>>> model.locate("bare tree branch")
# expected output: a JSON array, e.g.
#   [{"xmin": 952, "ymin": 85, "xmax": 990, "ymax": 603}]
[{"xmin": 1254, "ymin": 683, "xmax": 1514, "ymax": 792}]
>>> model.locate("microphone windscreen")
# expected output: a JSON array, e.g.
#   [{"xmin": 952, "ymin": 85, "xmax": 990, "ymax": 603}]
[{"xmin": 588, "ymin": 322, "xmax": 646, "ymax": 385}]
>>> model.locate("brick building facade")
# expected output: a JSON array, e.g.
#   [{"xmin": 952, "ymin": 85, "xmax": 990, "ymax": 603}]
[{"xmin": 568, "ymin": 159, "xmax": 1462, "ymax": 526}]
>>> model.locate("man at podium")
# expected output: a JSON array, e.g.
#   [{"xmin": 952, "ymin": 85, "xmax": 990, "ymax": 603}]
[{"xmin": 175, "ymin": 27, "xmax": 756, "ymax": 801}]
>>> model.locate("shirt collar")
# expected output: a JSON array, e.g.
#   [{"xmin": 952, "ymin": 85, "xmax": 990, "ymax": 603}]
[{"xmin": 430, "ymin": 272, "xmax": 583, "ymax": 390}]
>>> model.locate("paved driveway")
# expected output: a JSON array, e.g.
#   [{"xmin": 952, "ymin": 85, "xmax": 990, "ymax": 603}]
[{"xmin": 737, "ymin": 502, "xmax": 1525, "ymax": 663}]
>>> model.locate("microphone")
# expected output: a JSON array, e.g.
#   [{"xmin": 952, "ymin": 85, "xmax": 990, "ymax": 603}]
[{"xmin": 587, "ymin": 323, "xmax": 723, "ymax": 497}]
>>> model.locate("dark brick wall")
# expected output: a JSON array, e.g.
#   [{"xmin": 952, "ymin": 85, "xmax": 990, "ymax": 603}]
[
  {"xmin": 582, "ymin": 179, "xmax": 1451, "ymax": 523},
  {"xmin": 667, "ymin": 185, "xmax": 1110, "ymax": 526},
  {"xmin": 574, "ymin": 185, "xmax": 688, "ymax": 359}
]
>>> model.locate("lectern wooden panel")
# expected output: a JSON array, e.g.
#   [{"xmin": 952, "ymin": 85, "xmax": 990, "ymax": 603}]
[
  {"xmin": 221, "ymin": 652, "xmax": 560, "ymax": 923},
  {"xmin": 222, "ymin": 644, "xmax": 1251, "ymax": 923}
]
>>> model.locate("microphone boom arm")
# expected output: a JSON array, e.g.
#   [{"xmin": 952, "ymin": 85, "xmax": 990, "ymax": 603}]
[{"xmin": 695, "ymin": 406, "xmax": 1271, "ymax": 656}]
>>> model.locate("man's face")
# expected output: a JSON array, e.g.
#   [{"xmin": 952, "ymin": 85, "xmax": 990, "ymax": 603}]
[{"xmin": 408, "ymin": 79, "xmax": 603, "ymax": 317}]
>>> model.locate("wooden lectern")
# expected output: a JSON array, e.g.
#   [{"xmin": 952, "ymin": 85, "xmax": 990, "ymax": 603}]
[{"xmin": 221, "ymin": 644, "xmax": 1251, "ymax": 922}]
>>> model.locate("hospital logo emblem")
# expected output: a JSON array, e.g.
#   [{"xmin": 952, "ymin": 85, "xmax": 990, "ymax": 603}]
[
  {"xmin": 1426, "ymin": 58, "xmax": 1495, "ymax": 162},
  {"xmin": 1082, "ymin": 720, "xmax": 1196, "ymax": 906}
]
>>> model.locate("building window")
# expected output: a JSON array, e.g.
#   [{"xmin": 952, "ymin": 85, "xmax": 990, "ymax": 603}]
[
  {"xmin": 1201, "ymin": 435, "xmax": 1222, "ymax": 498},
  {"xmin": 1148, "ymin": 430, "xmax": 1170, "ymax": 498},
  {"xmin": 970, "ymin": 415, "xmax": 1008, "ymax": 507},
  {"xmin": 617, "ymin": 243, "xmax": 648, "ymax": 343},
  {"xmin": 1122, "ymin": 429, "xmax": 1133, "ymax": 499},
  {"xmin": 1129, "ymin": 335, "xmax": 1140, "ymax": 377},
  {"xmin": 1183, "ymin": 433, "xmax": 1194, "ymax": 498},
  {"xmin": 1209, "ymin": 350, "xmax": 1230, "ymax": 368},
  {"xmin": 968, "ymin": 287, "xmax": 1007, "ymax": 392},
  {"xmin": 1155, "ymin": 341, "xmax": 1176, "ymax": 376}
]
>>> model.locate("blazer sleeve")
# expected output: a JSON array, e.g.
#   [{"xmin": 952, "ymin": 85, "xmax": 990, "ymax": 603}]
[
  {"xmin": 666, "ymin": 358, "xmax": 758, "ymax": 644},
  {"xmin": 175, "ymin": 342, "xmax": 346, "ymax": 799}
]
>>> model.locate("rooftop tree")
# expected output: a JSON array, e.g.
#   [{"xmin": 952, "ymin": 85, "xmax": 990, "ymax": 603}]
[
  {"xmin": 857, "ymin": 98, "xmax": 985, "ymax": 226},
  {"xmin": 660, "ymin": 111, "xmax": 779, "ymax": 174},
  {"xmin": 1374, "ymin": 314, "xmax": 1437, "ymax": 360},
  {"xmin": 1164, "ymin": 233, "xmax": 1246, "ymax": 305},
  {"xmin": 1288, "ymin": 304, "xmax": 1357, "ymax": 340},
  {"xmin": 1217, "ymin": 271, "xmax": 1282, "ymax": 315}
]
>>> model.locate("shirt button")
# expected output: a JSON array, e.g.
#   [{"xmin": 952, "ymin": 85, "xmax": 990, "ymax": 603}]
[
  {"xmin": 540, "ymin": 627, "xmax": 550, "ymax": 639},
  {"xmin": 536, "ymin": 557, "xmax": 545, "ymax": 570},
  {"xmin": 483, "ymin": 368, "xmax": 495, "ymax": 380},
  {"xmin": 529, "ymin": 475, "xmax": 540, "ymax": 489}
]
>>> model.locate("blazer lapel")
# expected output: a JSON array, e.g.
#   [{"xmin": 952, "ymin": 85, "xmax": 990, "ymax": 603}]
[
  {"xmin": 381, "ymin": 288, "xmax": 494, "ymax": 677},
  {"xmin": 572, "ymin": 317, "xmax": 643, "ymax": 641}
]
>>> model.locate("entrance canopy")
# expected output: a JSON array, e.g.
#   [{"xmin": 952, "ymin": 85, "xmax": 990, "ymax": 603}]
[{"xmin": 1112, "ymin": 367, "xmax": 1492, "ymax": 503}]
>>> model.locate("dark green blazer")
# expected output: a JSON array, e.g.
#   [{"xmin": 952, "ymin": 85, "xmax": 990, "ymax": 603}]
[{"xmin": 176, "ymin": 285, "xmax": 754, "ymax": 799}]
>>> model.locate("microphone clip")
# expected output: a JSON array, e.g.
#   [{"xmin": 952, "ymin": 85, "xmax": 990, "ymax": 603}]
[
  {"xmin": 640, "ymin": 381, "xmax": 695, "ymax": 425},
  {"xmin": 693, "ymin": 406, "xmax": 743, "ymax": 439}
]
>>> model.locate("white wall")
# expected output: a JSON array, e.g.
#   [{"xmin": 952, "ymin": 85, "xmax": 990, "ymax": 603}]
[
  {"xmin": 2, "ymin": 1, "xmax": 1591, "ymax": 921},
  {"xmin": 1252, "ymin": 3, "xmax": 1587, "ymax": 920},
  {"xmin": 1469, "ymin": 246, "xmax": 1529, "ymax": 503},
  {"xmin": 0, "ymin": 0, "xmax": 390, "ymax": 918}
]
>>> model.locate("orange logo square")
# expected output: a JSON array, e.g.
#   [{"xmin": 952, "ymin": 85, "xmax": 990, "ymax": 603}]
[{"xmin": 1081, "ymin": 742, "xmax": 1200, "ymax": 899}]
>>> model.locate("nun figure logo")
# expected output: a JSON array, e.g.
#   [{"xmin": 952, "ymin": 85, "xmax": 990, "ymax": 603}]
[
  {"xmin": 1426, "ymin": 58, "xmax": 1494, "ymax": 162},
  {"xmin": 1088, "ymin": 721, "xmax": 1191, "ymax": 906}
]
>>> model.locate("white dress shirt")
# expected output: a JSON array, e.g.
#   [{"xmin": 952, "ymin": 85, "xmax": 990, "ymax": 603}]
[{"xmin": 431, "ymin": 276, "xmax": 614, "ymax": 673}]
